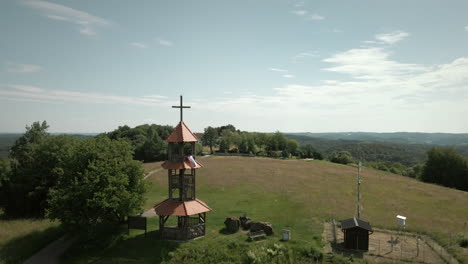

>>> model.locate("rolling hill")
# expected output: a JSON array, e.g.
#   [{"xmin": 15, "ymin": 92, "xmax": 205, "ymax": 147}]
[
  {"xmin": 63, "ymin": 156, "xmax": 468, "ymax": 263},
  {"xmin": 289, "ymin": 132, "xmax": 468, "ymax": 146},
  {"xmin": 286, "ymin": 133, "xmax": 468, "ymax": 166}
]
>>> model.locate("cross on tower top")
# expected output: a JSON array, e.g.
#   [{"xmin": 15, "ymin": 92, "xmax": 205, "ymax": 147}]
[{"xmin": 172, "ymin": 95, "xmax": 191, "ymax": 123}]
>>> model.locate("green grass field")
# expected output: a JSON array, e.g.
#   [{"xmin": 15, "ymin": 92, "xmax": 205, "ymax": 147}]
[
  {"xmin": 61, "ymin": 156, "xmax": 468, "ymax": 263},
  {"xmin": 0, "ymin": 212, "xmax": 63, "ymax": 264}
]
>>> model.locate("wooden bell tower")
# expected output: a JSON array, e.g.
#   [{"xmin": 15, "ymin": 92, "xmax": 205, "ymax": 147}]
[{"xmin": 154, "ymin": 95, "xmax": 211, "ymax": 240}]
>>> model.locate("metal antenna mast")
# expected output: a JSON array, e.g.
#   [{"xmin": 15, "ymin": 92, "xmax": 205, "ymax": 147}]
[{"xmin": 357, "ymin": 161, "xmax": 362, "ymax": 219}]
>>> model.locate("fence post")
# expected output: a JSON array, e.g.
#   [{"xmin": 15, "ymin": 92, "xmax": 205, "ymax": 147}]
[
  {"xmin": 400, "ymin": 243, "xmax": 403, "ymax": 260},
  {"xmin": 422, "ymin": 241, "xmax": 425, "ymax": 263},
  {"xmin": 378, "ymin": 239, "xmax": 380, "ymax": 255}
]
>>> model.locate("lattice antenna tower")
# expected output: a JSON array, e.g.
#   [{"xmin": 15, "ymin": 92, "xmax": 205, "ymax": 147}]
[{"xmin": 356, "ymin": 160, "xmax": 362, "ymax": 219}]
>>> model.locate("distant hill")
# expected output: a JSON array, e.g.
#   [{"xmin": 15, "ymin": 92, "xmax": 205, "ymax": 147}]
[
  {"xmin": 0, "ymin": 133, "xmax": 95, "ymax": 159},
  {"xmin": 0, "ymin": 134, "xmax": 21, "ymax": 159},
  {"xmin": 286, "ymin": 132, "xmax": 468, "ymax": 166},
  {"xmin": 290, "ymin": 132, "xmax": 468, "ymax": 146}
]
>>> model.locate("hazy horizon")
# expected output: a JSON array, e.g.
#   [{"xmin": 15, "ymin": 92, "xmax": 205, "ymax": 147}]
[
  {"xmin": 2, "ymin": 127, "xmax": 468, "ymax": 135},
  {"xmin": 1, "ymin": 0, "xmax": 468, "ymax": 133}
]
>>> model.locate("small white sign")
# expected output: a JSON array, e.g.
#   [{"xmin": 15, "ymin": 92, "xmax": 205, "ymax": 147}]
[{"xmin": 397, "ymin": 215, "xmax": 406, "ymax": 227}]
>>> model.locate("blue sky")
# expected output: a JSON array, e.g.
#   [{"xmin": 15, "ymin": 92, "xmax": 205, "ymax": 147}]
[{"xmin": 1, "ymin": 0, "xmax": 468, "ymax": 133}]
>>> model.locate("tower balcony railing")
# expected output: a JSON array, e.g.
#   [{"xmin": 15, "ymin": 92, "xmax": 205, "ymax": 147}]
[{"xmin": 167, "ymin": 154, "xmax": 196, "ymax": 163}]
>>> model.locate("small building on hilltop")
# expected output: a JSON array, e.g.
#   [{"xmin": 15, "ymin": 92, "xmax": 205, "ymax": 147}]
[
  {"xmin": 341, "ymin": 217, "xmax": 373, "ymax": 251},
  {"xmin": 154, "ymin": 96, "xmax": 211, "ymax": 240}
]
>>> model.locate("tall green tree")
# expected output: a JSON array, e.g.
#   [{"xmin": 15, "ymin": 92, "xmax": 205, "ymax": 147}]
[
  {"xmin": 287, "ymin": 139, "xmax": 299, "ymax": 156},
  {"xmin": 421, "ymin": 147, "xmax": 468, "ymax": 191},
  {"xmin": 48, "ymin": 137, "xmax": 146, "ymax": 230},
  {"xmin": 3, "ymin": 121, "xmax": 78, "ymax": 217},
  {"xmin": 219, "ymin": 130, "xmax": 235, "ymax": 153},
  {"xmin": 105, "ymin": 124, "xmax": 172, "ymax": 162},
  {"xmin": 0, "ymin": 159, "xmax": 12, "ymax": 208},
  {"xmin": 9, "ymin": 121, "xmax": 49, "ymax": 163},
  {"xmin": 202, "ymin": 126, "xmax": 218, "ymax": 154}
]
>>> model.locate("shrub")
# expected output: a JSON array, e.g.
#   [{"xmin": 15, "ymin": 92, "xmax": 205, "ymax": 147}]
[
  {"xmin": 329, "ymin": 151, "xmax": 354, "ymax": 165},
  {"xmin": 459, "ymin": 236, "xmax": 468, "ymax": 248}
]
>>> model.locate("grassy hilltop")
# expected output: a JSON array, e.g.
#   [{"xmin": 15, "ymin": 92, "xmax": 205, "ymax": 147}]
[{"xmin": 59, "ymin": 156, "xmax": 468, "ymax": 263}]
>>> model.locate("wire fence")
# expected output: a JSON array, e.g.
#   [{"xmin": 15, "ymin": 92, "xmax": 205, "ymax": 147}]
[
  {"xmin": 328, "ymin": 221, "xmax": 460, "ymax": 264},
  {"xmin": 366, "ymin": 231, "xmax": 459, "ymax": 264}
]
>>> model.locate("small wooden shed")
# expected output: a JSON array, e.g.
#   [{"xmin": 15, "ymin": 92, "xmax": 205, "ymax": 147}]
[{"xmin": 341, "ymin": 218, "xmax": 373, "ymax": 251}]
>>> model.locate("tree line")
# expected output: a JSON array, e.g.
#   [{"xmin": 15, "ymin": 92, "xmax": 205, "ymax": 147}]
[
  {"xmin": 0, "ymin": 121, "xmax": 146, "ymax": 232},
  {"xmin": 202, "ymin": 125, "xmax": 316, "ymax": 158},
  {"xmin": 323, "ymin": 149, "xmax": 468, "ymax": 191}
]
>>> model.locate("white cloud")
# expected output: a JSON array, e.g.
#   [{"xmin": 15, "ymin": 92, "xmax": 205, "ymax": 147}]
[
  {"xmin": 5, "ymin": 62, "xmax": 42, "ymax": 73},
  {"xmin": 375, "ymin": 31, "xmax": 410, "ymax": 44},
  {"xmin": 192, "ymin": 43, "xmax": 468, "ymax": 132},
  {"xmin": 291, "ymin": 10, "xmax": 324, "ymax": 21},
  {"xmin": 322, "ymin": 47, "xmax": 427, "ymax": 80},
  {"xmin": 0, "ymin": 84, "xmax": 168, "ymax": 106},
  {"xmin": 269, "ymin": 68, "xmax": 288, "ymax": 73},
  {"xmin": 294, "ymin": 2, "xmax": 304, "ymax": 8},
  {"xmin": 465, "ymin": 26, "xmax": 468, "ymax": 31},
  {"xmin": 22, "ymin": 0, "xmax": 111, "ymax": 36},
  {"xmin": 307, "ymin": 14, "xmax": 324, "ymax": 20},
  {"xmin": 292, "ymin": 51, "xmax": 319, "ymax": 63},
  {"xmin": 130, "ymin": 42, "xmax": 148, "ymax": 48},
  {"xmin": 158, "ymin": 39, "xmax": 173, "ymax": 46},
  {"xmin": 269, "ymin": 68, "xmax": 296, "ymax": 78},
  {"xmin": 79, "ymin": 27, "xmax": 96, "ymax": 36},
  {"xmin": 291, "ymin": 10, "xmax": 307, "ymax": 16}
]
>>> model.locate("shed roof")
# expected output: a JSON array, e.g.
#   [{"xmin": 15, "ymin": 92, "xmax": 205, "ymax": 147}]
[
  {"xmin": 166, "ymin": 122, "xmax": 198, "ymax": 142},
  {"xmin": 341, "ymin": 218, "xmax": 373, "ymax": 232},
  {"xmin": 154, "ymin": 198, "xmax": 211, "ymax": 216}
]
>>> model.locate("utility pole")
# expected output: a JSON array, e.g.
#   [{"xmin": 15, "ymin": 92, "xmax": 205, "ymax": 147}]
[{"xmin": 357, "ymin": 161, "xmax": 361, "ymax": 219}]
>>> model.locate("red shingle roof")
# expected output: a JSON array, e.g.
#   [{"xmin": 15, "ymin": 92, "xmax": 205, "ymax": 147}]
[
  {"xmin": 166, "ymin": 122, "xmax": 198, "ymax": 142},
  {"xmin": 154, "ymin": 199, "xmax": 211, "ymax": 216}
]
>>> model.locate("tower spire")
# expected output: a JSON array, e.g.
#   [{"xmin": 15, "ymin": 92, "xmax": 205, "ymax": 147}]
[{"xmin": 172, "ymin": 95, "xmax": 191, "ymax": 123}]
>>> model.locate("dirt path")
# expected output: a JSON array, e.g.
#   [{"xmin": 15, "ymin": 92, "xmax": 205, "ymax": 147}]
[
  {"xmin": 24, "ymin": 235, "xmax": 75, "ymax": 264},
  {"xmin": 144, "ymin": 168, "xmax": 162, "ymax": 180}
]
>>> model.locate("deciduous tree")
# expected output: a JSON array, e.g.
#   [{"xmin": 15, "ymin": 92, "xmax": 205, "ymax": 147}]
[
  {"xmin": 48, "ymin": 137, "xmax": 146, "ymax": 230},
  {"xmin": 202, "ymin": 126, "xmax": 218, "ymax": 154}
]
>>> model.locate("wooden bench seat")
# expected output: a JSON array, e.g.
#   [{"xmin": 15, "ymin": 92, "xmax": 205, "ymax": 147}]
[{"xmin": 248, "ymin": 230, "xmax": 266, "ymax": 241}]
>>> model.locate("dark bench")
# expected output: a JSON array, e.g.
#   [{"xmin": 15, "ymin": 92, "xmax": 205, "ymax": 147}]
[{"xmin": 248, "ymin": 230, "xmax": 266, "ymax": 241}]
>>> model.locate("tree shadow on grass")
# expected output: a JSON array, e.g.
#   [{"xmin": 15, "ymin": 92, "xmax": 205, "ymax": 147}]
[
  {"xmin": 61, "ymin": 228, "xmax": 180, "ymax": 264},
  {"xmin": 0, "ymin": 225, "xmax": 63, "ymax": 264},
  {"xmin": 218, "ymin": 227, "xmax": 236, "ymax": 235}
]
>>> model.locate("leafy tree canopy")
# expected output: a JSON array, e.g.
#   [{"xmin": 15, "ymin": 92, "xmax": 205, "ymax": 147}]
[
  {"xmin": 47, "ymin": 136, "xmax": 146, "ymax": 231},
  {"xmin": 329, "ymin": 151, "xmax": 354, "ymax": 165},
  {"xmin": 104, "ymin": 124, "xmax": 173, "ymax": 162},
  {"xmin": 202, "ymin": 126, "xmax": 218, "ymax": 154},
  {"xmin": 421, "ymin": 147, "xmax": 468, "ymax": 191}
]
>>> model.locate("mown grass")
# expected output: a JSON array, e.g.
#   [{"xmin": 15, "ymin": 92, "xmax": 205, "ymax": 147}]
[
  {"xmin": 142, "ymin": 161, "xmax": 163, "ymax": 174},
  {"xmin": 64, "ymin": 156, "xmax": 468, "ymax": 263},
  {"xmin": 0, "ymin": 212, "xmax": 63, "ymax": 264}
]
